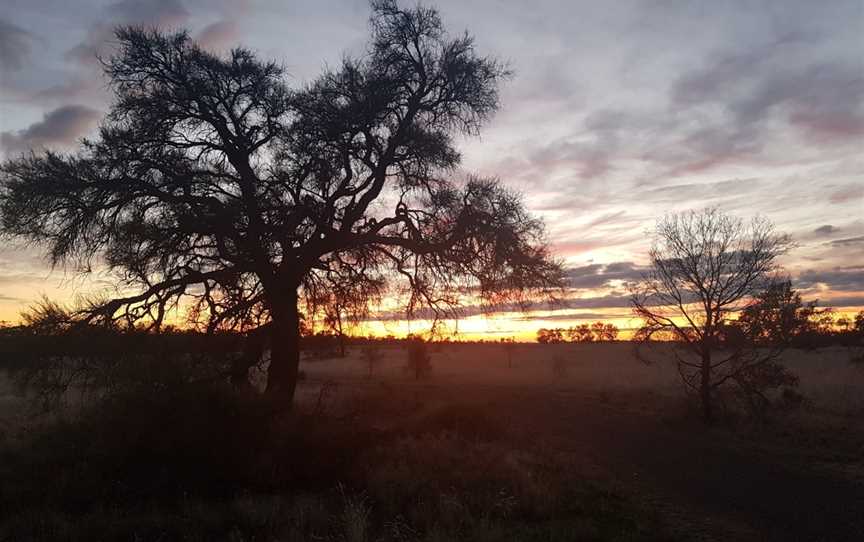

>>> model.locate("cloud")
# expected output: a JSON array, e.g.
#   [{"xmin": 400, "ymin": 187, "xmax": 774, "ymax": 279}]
[
  {"xmin": 195, "ymin": 20, "xmax": 238, "ymax": 50},
  {"xmin": 672, "ymin": 38, "xmax": 864, "ymax": 141},
  {"xmin": 583, "ymin": 210, "xmax": 628, "ymax": 229},
  {"xmin": 561, "ymin": 294, "xmax": 634, "ymax": 310},
  {"xmin": 66, "ymin": 0, "xmax": 190, "ymax": 66},
  {"xmin": 656, "ymin": 32, "xmax": 864, "ymax": 178},
  {"xmin": 197, "ymin": 21, "xmax": 235, "ymax": 47},
  {"xmin": 22, "ymin": 0, "xmax": 191, "ymax": 107},
  {"xmin": 813, "ymin": 296, "xmax": 864, "ymax": 308},
  {"xmin": 0, "ymin": 273, "xmax": 38, "ymax": 284},
  {"xmin": 549, "ymin": 240, "xmax": 607, "ymax": 256},
  {"xmin": 367, "ymin": 292, "xmax": 644, "ymax": 323},
  {"xmin": 0, "ymin": 19, "xmax": 33, "ymax": 72},
  {"xmin": 829, "ymin": 236, "xmax": 864, "ymax": 248},
  {"xmin": 0, "ymin": 105, "xmax": 100, "ymax": 155},
  {"xmin": 511, "ymin": 311, "xmax": 632, "ymax": 322},
  {"xmin": 813, "ymin": 225, "xmax": 838, "ymax": 236},
  {"xmin": 565, "ymin": 261, "xmax": 647, "ymax": 289},
  {"xmin": 796, "ymin": 266, "xmax": 864, "ymax": 292},
  {"xmin": 829, "ymin": 185, "xmax": 864, "ymax": 205},
  {"xmin": 637, "ymin": 178, "xmax": 761, "ymax": 204}
]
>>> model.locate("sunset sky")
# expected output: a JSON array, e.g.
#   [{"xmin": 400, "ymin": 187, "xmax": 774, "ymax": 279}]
[{"xmin": 0, "ymin": 0, "xmax": 862, "ymax": 338}]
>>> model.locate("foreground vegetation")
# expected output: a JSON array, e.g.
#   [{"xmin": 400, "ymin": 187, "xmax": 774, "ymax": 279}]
[
  {"xmin": 2, "ymin": 339, "xmax": 863, "ymax": 541},
  {"xmin": 0, "ymin": 378, "xmax": 665, "ymax": 541}
]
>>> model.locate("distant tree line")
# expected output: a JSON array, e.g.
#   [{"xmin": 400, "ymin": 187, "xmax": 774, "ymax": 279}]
[{"xmin": 536, "ymin": 322, "xmax": 620, "ymax": 344}]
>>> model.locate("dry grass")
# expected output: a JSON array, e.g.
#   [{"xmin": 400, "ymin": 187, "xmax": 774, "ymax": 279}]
[
  {"xmin": 299, "ymin": 342, "xmax": 864, "ymax": 420},
  {"xmin": 1, "ymin": 342, "xmax": 862, "ymax": 541}
]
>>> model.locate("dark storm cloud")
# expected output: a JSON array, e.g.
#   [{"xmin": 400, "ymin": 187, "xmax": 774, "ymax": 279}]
[
  {"xmin": 0, "ymin": 105, "xmax": 100, "ymax": 155},
  {"xmin": 0, "ymin": 19, "xmax": 33, "ymax": 72},
  {"xmin": 565, "ymin": 261, "xmax": 647, "ymax": 289},
  {"xmin": 795, "ymin": 266, "xmax": 864, "ymax": 292}
]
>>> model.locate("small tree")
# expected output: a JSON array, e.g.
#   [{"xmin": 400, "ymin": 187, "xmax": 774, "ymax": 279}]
[
  {"xmin": 406, "ymin": 336, "xmax": 432, "ymax": 379},
  {"xmin": 537, "ymin": 328, "xmax": 564, "ymax": 344},
  {"xmin": 598, "ymin": 323, "xmax": 619, "ymax": 341},
  {"xmin": 631, "ymin": 209, "xmax": 792, "ymax": 423},
  {"xmin": 361, "ymin": 344, "xmax": 383, "ymax": 378},
  {"xmin": 734, "ymin": 280, "xmax": 816, "ymax": 346},
  {"xmin": 567, "ymin": 324, "xmax": 594, "ymax": 343},
  {"xmin": 501, "ymin": 337, "xmax": 516, "ymax": 368}
]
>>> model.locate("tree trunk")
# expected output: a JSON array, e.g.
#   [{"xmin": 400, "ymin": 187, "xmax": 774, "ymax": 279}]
[
  {"xmin": 700, "ymin": 349, "xmax": 714, "ymax": 424},
  {"xmin": 266, "ymin": 287, "xmax": 301, "ymax": 405}
]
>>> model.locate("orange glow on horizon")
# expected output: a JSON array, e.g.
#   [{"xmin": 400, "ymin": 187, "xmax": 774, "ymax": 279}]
[{"xmin": 1, "ymin": 282, "xmax": 861, "ymax": 342}]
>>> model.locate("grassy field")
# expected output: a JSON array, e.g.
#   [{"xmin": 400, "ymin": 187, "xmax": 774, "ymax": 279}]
[{"xmin": 1, "ymin": 342, "xmax": 862, "ymax": 541}]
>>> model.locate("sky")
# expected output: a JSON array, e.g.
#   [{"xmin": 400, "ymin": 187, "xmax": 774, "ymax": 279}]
[{"xmin": 0, "ymin": 0, "xmax": 862, "ymax": 338}]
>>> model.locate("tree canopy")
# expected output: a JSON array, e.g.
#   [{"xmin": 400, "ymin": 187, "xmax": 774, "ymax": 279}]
[{"xmin": 0, "ymin": 1, "xmax": 562, "ymax": 400}]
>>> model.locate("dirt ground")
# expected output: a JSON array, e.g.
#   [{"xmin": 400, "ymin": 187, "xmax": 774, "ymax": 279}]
[{"xmin": 295, "ymin": 342, "xmax": 864, "ymax": 542}]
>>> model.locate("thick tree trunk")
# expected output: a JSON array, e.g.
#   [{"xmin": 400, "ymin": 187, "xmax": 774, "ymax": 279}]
[
  {"xmin": 266, "ymin": 287, "xmax": 301, "ymax": 404},
  {"xmin": 700, "ymin": 349, "xmax": 714, "ymax": 424}
]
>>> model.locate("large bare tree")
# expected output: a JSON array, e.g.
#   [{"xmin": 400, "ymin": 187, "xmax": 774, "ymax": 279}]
[
  {"xmin": 0, "ymin": 1, "xmax": 562, "ymax": 403},
  {"xmin": 630, "ymin": 209, "xmax": 792, "ymax": 422}
]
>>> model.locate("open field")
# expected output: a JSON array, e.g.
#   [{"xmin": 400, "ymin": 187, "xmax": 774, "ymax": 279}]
[
  {"xmin": 296, "ymin": 343, "xmax": 864, "ymax": 541},
  {"xmin": 1, "ymin": 342, "xmax": 863, "ymax": 541},
  {"xmin": 297, "ymin": 342, "xmax": 864, "ymax": 415}
]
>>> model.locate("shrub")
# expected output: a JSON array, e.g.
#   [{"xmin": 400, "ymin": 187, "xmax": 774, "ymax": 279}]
[
  {"xmin": 405, "ymin": 338, "xmax": 432, "ymax": 380},
  {"xmin": 362, "ymin": 345, "xmax": 383, "ymax": 378}
]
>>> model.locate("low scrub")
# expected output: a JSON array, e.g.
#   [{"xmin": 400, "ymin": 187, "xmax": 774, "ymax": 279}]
[{"xmin": 0, "ymin": 381, "xmax": 666, "ymax": 541}]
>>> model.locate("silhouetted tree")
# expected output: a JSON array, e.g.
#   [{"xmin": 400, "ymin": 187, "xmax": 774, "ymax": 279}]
[
  {"xmin": 361, "ymin": 344, "xmax": 383, "ymax": 377},
  {"xmin": 596, "ymin": 322, "xmax": 619, "ymax": 341},
  {"xmin": 500, "ymin": 337, "xmax": 516, "ymax": 368},
  {"xmin": 631, "ymin": 209, "xmax": 792, "ymax": 423},
  {"xmin": 566, "ymin": 324, "xmax": 594, "ymax": 342},
  {"xmin": 405, "ymin": 336, "xmax": 432, "ymax": 379},
  {"xmin": 536, "ymin": 328, "xmax": 565, "ymax": 344},
  {"xmin": 315, "ymin": 273, "xmax": 383, "ymax": 358},
  {"xmin": 733, "ymin": 280, "xmax": 816, "ymax": 346},
  {"xmin": 0, "ymin": 2, "xmax": 561, "ymax": 404}
]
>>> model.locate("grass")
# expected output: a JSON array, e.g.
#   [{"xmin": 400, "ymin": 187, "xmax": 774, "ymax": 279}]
[
  {"xmin": 0, "ymin": 380, "xmax": 668, "ymax": 541},
  {"xmin": 2, "ymin": 342, "xmax": 862, "ymax": 541}
]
